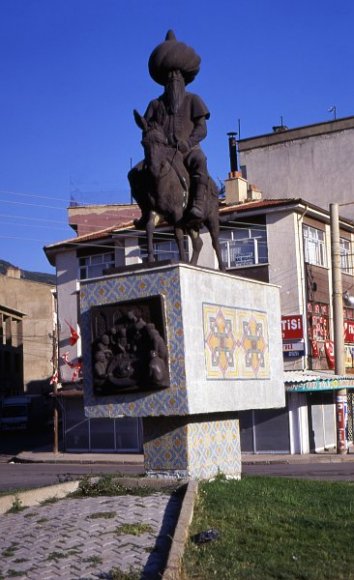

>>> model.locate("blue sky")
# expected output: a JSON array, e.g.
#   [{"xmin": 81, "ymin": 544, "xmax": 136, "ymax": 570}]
[{"xmin": 1, "ymin": 0, "xmax": 353, "ymax": 274}]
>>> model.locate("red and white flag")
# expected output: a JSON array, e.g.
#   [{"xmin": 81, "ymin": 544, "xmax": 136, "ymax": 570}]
[{"xmin": 65, "ymin": 320, "xmax": 80, "ymax": 346}]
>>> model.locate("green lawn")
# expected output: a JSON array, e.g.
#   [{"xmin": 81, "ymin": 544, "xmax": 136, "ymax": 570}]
[{"xmin": 183, "ymin": 475, "xmax": 354, "ymax": 579}]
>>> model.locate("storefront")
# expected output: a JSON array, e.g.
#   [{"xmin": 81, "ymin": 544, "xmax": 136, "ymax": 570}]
[
  {"xmin": 55, "ymin": 389, "xmax": 143, "ymax": 453},
  {"xmin": 240, "ymin": 372, "xmax": 354, "ymax": 455},
  {"xmin": 285, "ymin": 372, "xmax": 354, "ymax": 454}
]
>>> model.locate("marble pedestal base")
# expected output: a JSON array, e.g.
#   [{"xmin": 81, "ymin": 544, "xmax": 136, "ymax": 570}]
[{"xmin": 143, "ymin": 413, "xmax": 241, "ymax": 480}]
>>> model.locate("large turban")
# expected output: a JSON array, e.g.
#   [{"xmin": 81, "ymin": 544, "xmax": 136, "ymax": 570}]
[{"xmin": 148, "ymin": 30, "xmax": 201, "ymax": 86}]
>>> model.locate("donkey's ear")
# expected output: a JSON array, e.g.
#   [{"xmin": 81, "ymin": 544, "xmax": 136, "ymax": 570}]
[{"xmin": 133, "ymin": 109, "xmax": 148, "ymax": 131}]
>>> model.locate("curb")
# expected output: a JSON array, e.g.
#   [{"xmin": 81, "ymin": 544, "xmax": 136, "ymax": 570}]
[
  {"xmin": 0, "ymin": 480, "xmax": 80, "ymax": 515},
  {"xmin": 14, "ymin": 452, "xmax": 144, "ymax": 465},
  {"xmin": 162, "ymin": 480, "xmax": 199, "ymax": 580},
  {"xmin": 241, "ymin": 456, "xmax": 354, "ymax": 466}
]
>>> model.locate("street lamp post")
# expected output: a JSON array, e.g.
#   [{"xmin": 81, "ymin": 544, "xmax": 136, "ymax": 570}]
[{"xmin": 330, "ymin": 203, "xmax": 347, "ymax": 454}]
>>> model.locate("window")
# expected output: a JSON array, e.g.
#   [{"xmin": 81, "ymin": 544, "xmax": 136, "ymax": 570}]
[
  {"xmin": 303, "ymin": 225, "xmax": 327, "ymax": 267},
  {"xmin": 79, "ymin": 252, "xmax": 115, "ymax": 280},
  {"xmin": 219, "ymin": 226, "xmax": 268, "ymax": 269},
  {"xmin": 340, "ymin": 238, "xmax": 352, "ymax": 274},
  {"xmin": 140, "ymin": 237, "xmax": 188, "ymax": 263}
]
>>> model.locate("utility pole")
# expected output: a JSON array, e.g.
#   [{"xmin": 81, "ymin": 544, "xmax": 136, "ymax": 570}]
[
  {"xmin": 53, "ymin": 382, "xmax": 59, "ymax": 454},
  {"xmin": 51, "ymin": 290, "xmax": 59, "ymax": 455},
  {"xmin": 330, "ymin": 203, "xmax": 347, "ymax": 454}
]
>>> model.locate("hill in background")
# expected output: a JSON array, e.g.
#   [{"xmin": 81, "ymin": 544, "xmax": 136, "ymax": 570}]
[{"xmin": 0, "ymin": 259, "xmax": 56, "ymax": 285}]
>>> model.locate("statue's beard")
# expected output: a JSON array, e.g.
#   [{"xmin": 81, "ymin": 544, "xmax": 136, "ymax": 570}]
[{"xmin": 165, "ymin": 77, "xmax": 185, "ymax": 114}]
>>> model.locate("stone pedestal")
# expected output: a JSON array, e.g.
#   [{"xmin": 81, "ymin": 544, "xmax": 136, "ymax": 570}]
[
  {"xmin": 80, "ymin": 262, "xmax": 285, "ymax": 479},
  {"xmin": 143, "ymin": 413, "xmax": 241, "ymax": 479}
]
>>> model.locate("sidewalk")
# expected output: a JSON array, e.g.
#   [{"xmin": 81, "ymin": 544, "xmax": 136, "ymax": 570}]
[
  {"xmin": 15, "ymin": 449, "xmax": 145, "ymax": 465},
  {"xmin": 14, "ymin": 447, "xmax": 354, "ymax": 465},
  {"xmin": 0, "ymin": 478, "xmax": 189, "ymax": 580},
  {"xmin": 242, "ymin": 449, "xmax": 354, "ymax": 464}
]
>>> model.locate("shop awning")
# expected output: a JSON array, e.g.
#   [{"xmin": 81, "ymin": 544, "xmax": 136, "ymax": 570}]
[{"xmin": 285, "ymin": 370, "xmax": 354, "ymax": 392}]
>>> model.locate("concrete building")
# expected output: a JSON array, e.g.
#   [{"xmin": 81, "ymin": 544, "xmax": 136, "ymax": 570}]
[
  {"xmin": 0, "ymin": 266, "xmax": 55, "ymax": 395},
  {"xmin": 238, "ymin": 116, "xmax": 354, "ymax": 221},
  {"xmin": 45, "ymin": 184, "xmax": 354, "ymax": 455}
]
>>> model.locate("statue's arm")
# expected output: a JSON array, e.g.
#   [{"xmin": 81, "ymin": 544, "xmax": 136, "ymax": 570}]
[{"xmin": 187, "ymin": 116, "xmax": 207, "ymax": 148}]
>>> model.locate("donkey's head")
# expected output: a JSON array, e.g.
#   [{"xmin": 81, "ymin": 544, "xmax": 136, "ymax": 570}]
[{"xmin": 133, "ymin": 110, "xmax": 170, "ymax": 179}]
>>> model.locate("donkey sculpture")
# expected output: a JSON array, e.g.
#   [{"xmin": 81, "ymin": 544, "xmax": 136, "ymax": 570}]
[{"xmin": 129, "ymin": 110, "xmax": 225, "ymax": 271}]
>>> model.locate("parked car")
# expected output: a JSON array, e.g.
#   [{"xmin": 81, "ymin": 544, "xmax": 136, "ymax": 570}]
[{"xmin": 0, "ymin": 395, "xmax": 51, "ymax": 431}]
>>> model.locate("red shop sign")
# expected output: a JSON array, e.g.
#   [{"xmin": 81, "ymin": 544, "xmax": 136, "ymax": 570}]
[
  {"xmin": 281, "ymin": 315, "xmax": 304, "ymax": 340},
  {"xmin": 325, "ymin": 340, "xmax": 335, "ymax": 370},
  {"xmin": 344, "ymin": 319, "xmax": 354, "ymax": 343}
]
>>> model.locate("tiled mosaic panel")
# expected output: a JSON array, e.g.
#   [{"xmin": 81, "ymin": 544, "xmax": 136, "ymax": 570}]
[
  {"xmin": 80, "ymin": 267, "xmax": 189, "ymax": 417},
  {"xmin": 143, "ymin": 414, "xmax": 241, "ymax": 479},
  {"xmin": 187, "ymin": 417, "xmax": 241, "ymax": 479},
  {"xmin": 203, "ymin": 303, "xmax": 270, "ymax": 380},
  {"xmin": 143, "ymin": 416, "xmax": 189, "ymax": 472}
]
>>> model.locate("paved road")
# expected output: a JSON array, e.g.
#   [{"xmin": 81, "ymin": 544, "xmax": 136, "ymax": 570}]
[
  {"xmin": 0, "ymin": 463, "xmax": 144, "ymax": 492},
  {"xmin": 2, "ymin": 460, "xmax": 354, "ymax": 493},
  {"xmin": 243, "ymin": 461, "xmax": 354, "ymax": 481}
]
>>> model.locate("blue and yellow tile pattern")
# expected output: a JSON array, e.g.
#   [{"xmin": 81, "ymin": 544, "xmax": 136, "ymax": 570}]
[
  {"xmin": 143, "ymin": 413, "xmax": 241, "ymax": 479},
  {"xmin": 80, "ymin": 266, "xmax": 189, "ymax": 417},
  {"xmin": 203, "ymin": 303, "xmax": 270, "ymax": 380}
]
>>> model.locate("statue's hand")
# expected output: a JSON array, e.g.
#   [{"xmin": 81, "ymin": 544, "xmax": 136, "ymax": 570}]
[{"xmin": 177, "ymin": 140, "xmax": 190, "ymax": 154}]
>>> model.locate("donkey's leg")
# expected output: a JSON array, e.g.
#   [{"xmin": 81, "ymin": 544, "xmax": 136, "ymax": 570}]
[
  {"xmin": 205, "ymin": 217, "xmax": 226, "ymax": 272},
  {"xmin": 146, "ymin": 212, "xmax": 158, "ymax": 263},
  {"xmin": 174, "ymin": 226, "xmax": 188, "ymax": 262},
  {"xmin": 189, "ymin": 228, "xmax": 203, "ymax": 266}
]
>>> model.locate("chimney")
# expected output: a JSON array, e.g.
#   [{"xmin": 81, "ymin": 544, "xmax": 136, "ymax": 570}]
[
  {"xmin": 247, "ymin": 183, "xmax": 262, "ymax": 202},
  {"xmin": 6, "ymin": 266, "xmax": 21, "ymax": 279},
  {"xmin": 224, "ymin": 132, "xmax": 263, "ymax": 204},
  {"xmin": 224, "ymin": 172, "xmax": 248, "ymax": 204},
  {"xmin": 227, "ymin": 132, "xmax": 238, "ymax": 173}
]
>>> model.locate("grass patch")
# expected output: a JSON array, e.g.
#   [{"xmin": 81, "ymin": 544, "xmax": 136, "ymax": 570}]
[
  {"xmin": 115, "ymin": 523, "xmax": 154, "ymax": 536},
  {"xmin": 46, "ymin": 551, "xmax": 67, "ymax": 561},
  {"xmin": 6, "ymin": 496, "xmax": 25, "ymax": 514},
  {"xmin": 2, "ymin": 543, "xmax": 19, "ymax": 558},
  {"xmin": 87, "ymin": 511, "xmax": 116, "ymax": 520},
  {"xmin": 72, "ymin": 474, "xmax": 133, "ymax": 497},
  {"xmin": 183, "ymin": 476, "xmax": 354, "ymax": 580},
  {"xmin": 110, "ymin": 567, "xmax": 141, "ymax": 580},
  {"xmin": 72, "ymin": 474, "xmax": 178, "ymax": 498},
  {"xmin": 40, "ymin": 496, "xmax": 60, "ymax": 505},
  {"xmin": 83, "ymin": 555, "xmax": 103, "ymax": 566}
]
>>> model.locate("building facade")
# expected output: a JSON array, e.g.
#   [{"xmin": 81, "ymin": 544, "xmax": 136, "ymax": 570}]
[
  {"xmin": 0, "ymin": 266, "xmax": 55, "ymax": 395},
  {"xmin": 238, "ymin": 116, "xmax": 354, "ymax": 221}
]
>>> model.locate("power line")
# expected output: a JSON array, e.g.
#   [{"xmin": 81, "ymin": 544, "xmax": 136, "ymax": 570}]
[
  {"xmin": 0, "ymin": 190, "xmax": 73, "ymax": 203},
  {"xmin": 0, "ymin": 213, "xmax": 68, "ymax": 224},
  {"xmin": 0, "ymin": 199, "xmax": 66, "ymax": 211},
  {"xmin": 0, "ymin": 188, "xmax": 131, "ymax": 206}
]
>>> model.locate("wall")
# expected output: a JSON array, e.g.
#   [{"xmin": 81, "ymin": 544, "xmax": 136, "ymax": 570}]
[
  {"xmin": 239, "ymin": 125, "xmax": 354, "ymax": 219},
  {"xmin": 56, "ymin": 250, "xmax": 81, "ymax": 382},
  {"xmin": 0, "ymin": 273, "xmax": 54, "ymax": 392},
  {"xmin": 266, "ymin": 212, "xmax": 303, "ymax": 314},
  {"xmin": 180, "ymin": 266, "xmax": 285, "ymax": 413}
]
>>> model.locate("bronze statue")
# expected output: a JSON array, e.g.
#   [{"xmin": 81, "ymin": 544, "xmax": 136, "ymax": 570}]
[{"xmin": 128, "ymin": 30, "xmax": 224, "ymax": 271}]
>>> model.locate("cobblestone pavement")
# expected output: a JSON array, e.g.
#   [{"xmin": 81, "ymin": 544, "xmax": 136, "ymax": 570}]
[{"xmin": 0, "ymin": 492, "xmax": 182, "ymax": 579}]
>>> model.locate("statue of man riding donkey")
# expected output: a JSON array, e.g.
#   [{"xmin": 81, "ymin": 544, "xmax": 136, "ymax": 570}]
[{"xmin": 128, "ymin": 30, "xmax": 225, "ymax": 271}]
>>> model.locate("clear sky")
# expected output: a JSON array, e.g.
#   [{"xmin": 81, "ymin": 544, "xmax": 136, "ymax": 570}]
[{"xmin": 1, "ymin": 0, "xmax": 353, "ymax": 274}]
